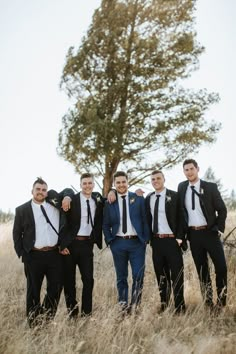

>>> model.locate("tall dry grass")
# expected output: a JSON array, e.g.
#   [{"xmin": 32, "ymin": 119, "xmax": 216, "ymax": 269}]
[{"xmin": 0, "ymin": 214, "xmax": 236, "ymax": 354}]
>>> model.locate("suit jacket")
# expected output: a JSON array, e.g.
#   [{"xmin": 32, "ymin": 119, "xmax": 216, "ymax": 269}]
[
  {"xmin": 103, "ymin": 192, "xmax": 150, "ymax": 246},
  {"xmin": 13, "ymin": 189, "xmax": 74, "ymax": 260},
  {"xmin": 145, "ymin": 189, "xmax": 178, "ymax": 241},
  {"xmin": 177, "ymin": 179, "xmax": 227, "ymax": 239},
  {"xmin": 61, "ymin": 192, "xmax": 104, "ymax": 250}
]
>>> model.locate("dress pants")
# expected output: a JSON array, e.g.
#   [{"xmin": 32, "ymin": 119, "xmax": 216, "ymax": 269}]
[
  {"xmin": 110, "ymin": 237, "xmax": 146, "ymax": 307},
  {"xmin": 24, "ymin": 249, "xmax": 63, "ymax": 325},
  {"xmin": 189, "ymin": 229, "xmax": 227, "ymax": 306},
  {"xmin": 63, "ymin": 239, "xmax": 94, "ymax": 317},
  {"xmin": 152, "ymin": 238, "xmax": 185, "ymax": 311}
]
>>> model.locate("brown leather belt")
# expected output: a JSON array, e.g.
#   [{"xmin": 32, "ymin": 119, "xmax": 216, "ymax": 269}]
[
  {"xmin": 189, "ymin": 226, "xmax": 207, "ymax": 230},
  {"xmin": 33, "ymin": 245, "xmax": 58, "ymax": 251},
  {"xmin": 75, "ymin": 236, "xmax": 91, "ymax": 240},
  {"xmin": 116, "ymin": 235, "xmax": 138, "ymax": 239},
  {"xmin": 153, "ymin": 234, "xmax": 175, "ymax": 238}
]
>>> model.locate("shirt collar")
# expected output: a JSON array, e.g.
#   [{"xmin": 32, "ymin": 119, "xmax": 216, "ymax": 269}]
[{"xmin": 155, "ymin": 188, "xmax": 166, "ymax": 197}]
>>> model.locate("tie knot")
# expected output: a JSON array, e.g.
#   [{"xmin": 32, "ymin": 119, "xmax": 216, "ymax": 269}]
[
  {"xmin": 86, "ymin": 199, "xmax": 90, "ymax": 204},
  {"xmin": 190, "ymin": 186, "xmax": 195, "ymax": 190},
  {"xmin": 121, "ymin": 195, "xmax": 126, "ymax": 200},
  {"xmin": 156, "ymin": 194, "xmax": 161, "ymax": 198}
]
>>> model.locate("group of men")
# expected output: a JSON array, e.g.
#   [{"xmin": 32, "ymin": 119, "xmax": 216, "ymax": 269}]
[{"xmin": 13, "ymin": 159, "xmax": 227, "ymax": 326}]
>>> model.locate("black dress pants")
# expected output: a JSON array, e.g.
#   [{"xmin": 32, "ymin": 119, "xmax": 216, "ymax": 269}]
[
  {"xmin": 189, "ymin": 229, "xmax": 227, "ymax": 306},
  {"xmin": 63, "ymin": 239, "xmax": 94, "ymax": 317},
  {"xmin": 152, "ymin": 238, "xmax": 185, "ymax": 311},
  {"xmin": 24, "ymin": 249, "xmax": 63, "ymax": 325}
]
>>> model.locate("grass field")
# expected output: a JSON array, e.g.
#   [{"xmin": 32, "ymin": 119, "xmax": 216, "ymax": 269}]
[{"xmin": 0, "ymin": 214, "xmax": 236, "ymax": 354}]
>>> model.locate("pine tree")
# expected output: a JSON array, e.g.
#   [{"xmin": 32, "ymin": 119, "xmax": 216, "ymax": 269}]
[{"xmin": 58, "ymin": 0, "xmax": 220, "ymax": 194}]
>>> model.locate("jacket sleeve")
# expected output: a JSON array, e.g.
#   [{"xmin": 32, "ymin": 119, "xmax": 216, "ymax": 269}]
[
  {"xmin": 212, "ymin": 184, "xmax": 227, "ymax": 232},
  {"xmin": 12, "ymin": 207, "xmax": 23, "ymax": 258},
  {"xmin": 140, "ymin": 196, "xmax": 150, "ymax": 242},
  {"xmin": 102, "ymin": 202, "xmax": 113, "ymax": 246}
]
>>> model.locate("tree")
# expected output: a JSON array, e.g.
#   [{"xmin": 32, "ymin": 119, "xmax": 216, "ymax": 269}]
[
  {"xmin": 226, "ymin": 189, "xmax": 236, "ymax": 211},
  {"xmin": 58, "ymin": 0, "xmax": 220, "ymax": 195},
  {"xmin": 203, "ymin": 166, "xmax": 227, "ymax": 198}
]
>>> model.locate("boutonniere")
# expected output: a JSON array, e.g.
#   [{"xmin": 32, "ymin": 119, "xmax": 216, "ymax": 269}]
[
  {"xmin": 166, "ymin": 195, "xmax": 171, "ymax": 203},
  {"xmin": 200, "ymin": 188, "xmax": 204, "ymax": 195},
  {"xmin": 130, "ymin": 197, "xmax": 136, "ymax": 204},
  {"xmin": 49, "ymin": 198, "xmax": 58, "ymax": 206}
]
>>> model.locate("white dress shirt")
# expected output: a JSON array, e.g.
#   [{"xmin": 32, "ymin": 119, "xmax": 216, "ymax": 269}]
[
  {"xmin": 32, "ymin": 200, "xmax": 59, "ymax": 248},
  {"xmin": 150, "ymin": 188, "xmax": 173, "ymax": 234},
  {"xmin": 116, "ymin": 194, "xmax": 137, "ymax": 236},
  {"xmin": 77, "ymin": 193, "xmax": 96, "ymax": 236},
  {"xmin": 185, "ymin": 180, "xmax": 207, "ymax": 227}
]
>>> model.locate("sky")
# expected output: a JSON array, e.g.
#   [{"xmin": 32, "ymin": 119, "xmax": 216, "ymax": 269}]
[{"xmin": 0, "ymin": 0, "xmax": 235, "ymax": 212}]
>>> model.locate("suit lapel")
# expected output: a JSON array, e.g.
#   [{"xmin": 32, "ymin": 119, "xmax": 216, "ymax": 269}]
[
  {"xmin": 199, "ymin": 180, "xmax": 208, "ymax": 222},
  {"xmin": 26, "ymin": 200, "xmax": 35, "ymax": 226}
]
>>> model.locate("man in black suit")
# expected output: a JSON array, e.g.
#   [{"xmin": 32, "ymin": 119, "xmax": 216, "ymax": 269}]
[
  {"xmin": 60, "ymin": 173, "xmax": 104, "ymax": 318},
  {"xmin": 146, "ymin": 170, "xmax": 185, "ymax": 313},
  {"xmin": 13, "ymin": 177, "xmax": 73, "ymax": 326},
  {"xmin": 178, "ymin": 159, "xmax": 227, "ymax": 310}
]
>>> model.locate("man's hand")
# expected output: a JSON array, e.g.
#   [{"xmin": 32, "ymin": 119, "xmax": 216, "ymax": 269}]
[
  {"xmin": 176, "ymin": 238, "xmax": 183, "ymax": 246},
  {"xmin": 107, "ymin": 190, "xmax": 116, "ymax": 204},
  {"xmin": 135, "ymin": 189, "xmax": 145, "ymax": 196},
  {"xmin": 62, "ymin": 196, "xmax": 71, "ymax": 211},
  {"xmin": 60, "ymin": 248, "xmax": 70, "ymax": 255}
]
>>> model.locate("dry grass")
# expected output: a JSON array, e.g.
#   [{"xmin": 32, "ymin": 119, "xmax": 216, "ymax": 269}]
[{"xmin": 0, "ymin": 217, "xmax": 236, "ymax": 354}]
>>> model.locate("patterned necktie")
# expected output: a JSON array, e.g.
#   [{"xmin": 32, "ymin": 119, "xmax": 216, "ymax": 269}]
[
  {"xmin": 153, "ymin": 194, "xmax": 161, "ymax": 233},
  {"xmin": 121, "ymin": 196, "xmax": 127, "ymax": 234}
]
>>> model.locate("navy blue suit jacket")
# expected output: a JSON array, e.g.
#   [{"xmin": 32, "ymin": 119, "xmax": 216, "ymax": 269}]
[{"xmin": 103, "ymin": 192, "xmax": 150, "ymax": 246}]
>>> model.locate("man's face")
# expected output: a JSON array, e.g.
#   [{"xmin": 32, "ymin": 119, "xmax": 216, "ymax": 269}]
[
  {"xmin": 151, "ymin": 173, "xmax": 165, "ymax": 192},
  {"xmin": 32, "ymin": 183, "xmax": 48, "ymax": 204},
  {"xmin": 114, "ymin": 176, "xmax": 128, "ymax": 195},
  {"xmin": 80, "ymin": 177, "xmax": 95, "ymax": 197},
  {"xmin": 183, "ymin": 163, "xmax": 199, "ymax": 183}
]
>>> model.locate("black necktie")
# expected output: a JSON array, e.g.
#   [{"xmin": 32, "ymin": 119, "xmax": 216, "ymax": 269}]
[
  {"xmin": 153, "ymin": 194, "xmax": 160, "ymax": 233},
  {"xmin": 121, "ymin": 196, "xmax": 127, "ymax": 234},
  {"xmin": 86, "ymin": 199, "xmax": 93, "ymax": 226},
  {"xmin": 40, "ymin": 204, "xmax": 59, "ymax": 236},
  {"xmin": 191, "ymin": 186, "xmax": 195, "ymax": 210}
]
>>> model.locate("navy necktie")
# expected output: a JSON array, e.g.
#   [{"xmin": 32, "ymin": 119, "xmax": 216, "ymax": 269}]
[{"xmin": 121, "ymin": 196, "xmax": 127, "ymax": 234}]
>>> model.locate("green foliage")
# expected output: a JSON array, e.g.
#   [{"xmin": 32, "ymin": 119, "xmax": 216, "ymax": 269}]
[
  {"xmin": 58, "ymin": 0, "xmax": 220, "ymax": 193},
  {"xmin": 0, "ymin": 209, "xmax": 14, "ymax": 223}
]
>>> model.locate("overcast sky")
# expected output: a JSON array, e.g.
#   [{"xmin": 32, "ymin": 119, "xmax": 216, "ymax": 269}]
[{"xmin": 0, "ymin": 0, "xmax": 235, "ymax": 212}]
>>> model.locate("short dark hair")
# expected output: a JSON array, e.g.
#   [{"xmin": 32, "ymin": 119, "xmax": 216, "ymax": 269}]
[
  {"xmin": 151, "ymin": 170, "xmax": 164, "ymax": 177},
  {"xmin": 32, "ymin": 177, "xmax": 47, "ymax": 188},
  {"xmin": 183, "ymin": 159, "xmax": 198, "ymax": 168},
  {"xmin": 113, "ymin": 171, "xmax": 128, "ymax": 181},
  {"xmin": 80, "ymin": 173, "xmax": 94, "ymax": 181}
]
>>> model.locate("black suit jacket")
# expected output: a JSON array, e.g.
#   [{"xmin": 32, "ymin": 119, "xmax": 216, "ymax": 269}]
[
  {"xmin": 13, "ymin": 189, "xmax": 74, "ymax": 260},
  {"xmin": 145, "ymin": 189, "xmax": 178, "ymax": 240},
  {"xmin": 61, "ymin": 192, "xmax": 104, "ymax": 250},
  {"xmin": 177, "ymin": 180, "xmax": 227, "ymax": 239}
]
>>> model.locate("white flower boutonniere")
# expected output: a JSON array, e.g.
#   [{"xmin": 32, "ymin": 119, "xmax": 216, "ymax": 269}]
[
  {"xmin": 50, "ymin": 198, "xmax": 58, "ymax": 206},
  {"xmin": 200, "ymin": 188, "xmax": 204, "ymax": 195},
  {"xmin": 130, "ymin": 197, "xmax": 135, "ymax": 204},
  {"xmin": 166, "ymin": 195, "xmax": 171, "ymax": 203}
]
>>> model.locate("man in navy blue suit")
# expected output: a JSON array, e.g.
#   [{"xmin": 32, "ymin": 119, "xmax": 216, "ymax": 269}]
[{"xmin": 103, "ymin": 171, "xmax": 149, "ymax": 313}]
